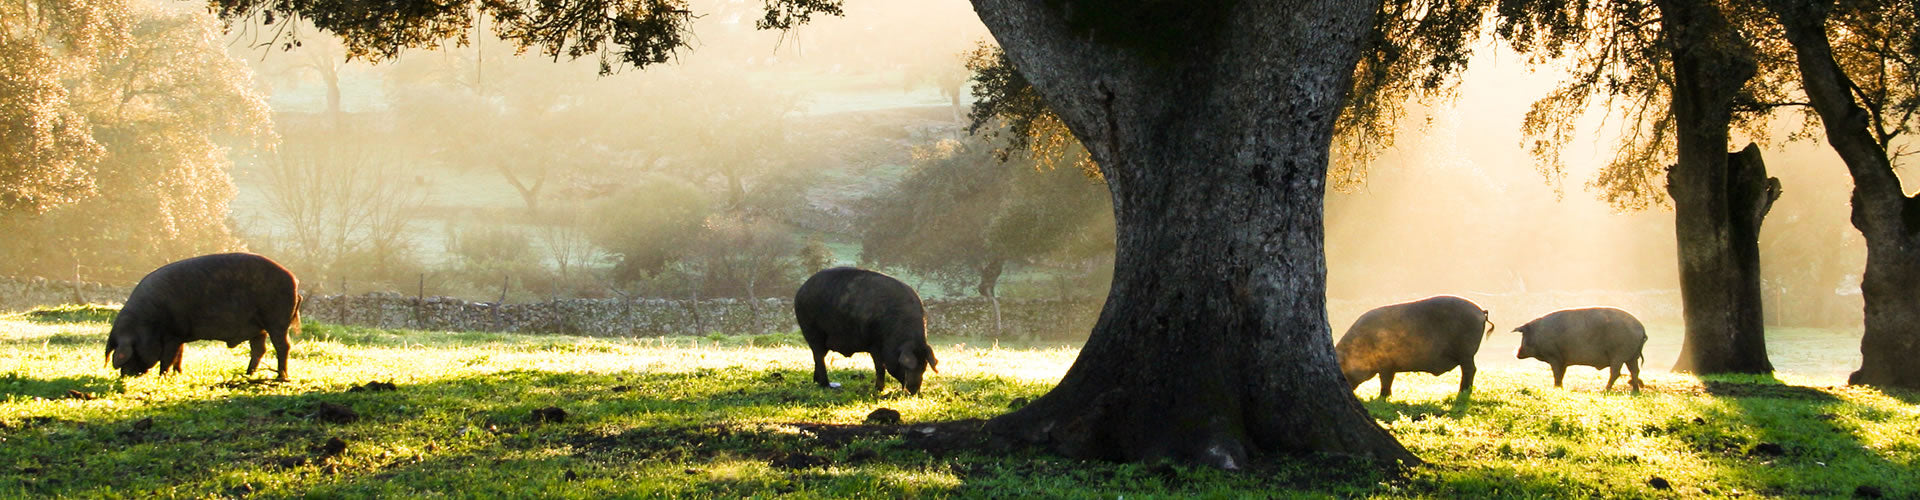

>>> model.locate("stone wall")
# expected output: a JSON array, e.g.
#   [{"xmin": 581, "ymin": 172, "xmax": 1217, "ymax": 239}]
[
  {"xmin": 0, "ymin": 275, "xmax": 1102, "ymax": 339},
  {"xmin": 297, "ymin": 293, "xmax": 1104, "ymax": 340},
  {"xmin": 3, "ymin": 276, "xmax": 1697, "ymax": 340},
  {"xmin": 0, "ymin": 277, "xmax": 133, "ymax": 313}
]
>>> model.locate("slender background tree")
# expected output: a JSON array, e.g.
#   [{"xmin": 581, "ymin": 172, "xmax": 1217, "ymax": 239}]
[
  {"xmin": 1763, "ymin": 0, "xmax": 1920, "ymax": 389},
  {"xmin": 1494, "ymin": 0, "xmax": 1792, "ymax": 374}
]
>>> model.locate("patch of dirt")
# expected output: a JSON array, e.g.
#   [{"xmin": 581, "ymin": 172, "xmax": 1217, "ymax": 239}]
[
  {"xmin": 531, "ymin": 407, "xmax": 569, "ymax": 424},
  {"xmin": 270, "ymin": 456, "xmax": 309, "ymax": 469},
  {"xmin": 347, "ymin": 381, "xmax": 397, "ymax": 393},
  {"xmin": 1701, "ymin": 381, "xmax": 1841, "ymax": 401},
  {"xmin": 769, "ymin": 452, "xmax": 831, "ymax": 470},
  {"xmin": 864, "ymin": 408, "xmax": 901, "ymax": 425},
  {"xmin": 315, "ymin": 437, "xmax": 348, "ymax": 457},
  {"xmin": 213, "ymin": 378, "xmax": 282, "ymax": 390},
  {"xmin": 308, "ymin": 403, "xmax": 360, "ymax": 424},
  {"xmin": 1748, "ymin": 442, "xmax": 1787, "ymax": 457},
  {"xmin": 63, "ymin": 389, "xmax": 95, "ymax": 400},
  {"xmin": 118, "ymin": 416, "xmax": 154, "ymax": 441}
]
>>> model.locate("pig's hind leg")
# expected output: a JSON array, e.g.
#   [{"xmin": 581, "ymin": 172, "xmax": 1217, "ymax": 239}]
[
  {"xmin": 247, "ymin": 334, "xmax": 266, "ymax": 375},
  {"xmin": 1626, "ymin": 358, "xmax": 1643, "ymax": 394},
  {"xmin": 267, "ymin": 324, "xmax": 292, "ymax": 381},
  {"xmin": 811, "ymin": 346, "xmax": 840, "ymax": 389},
  {"xmin": 1457, "ymin": 363, "xmax": 1476, "ymax": 398}
]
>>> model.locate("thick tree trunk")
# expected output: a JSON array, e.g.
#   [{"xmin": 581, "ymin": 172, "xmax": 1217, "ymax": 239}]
[
  {"xmin": 1657, "ymin": 0, "xmax": 1776, "ymax": 374},
  {"xmin": 972, "ymin": 0, "xmax": 1413, "ymax": 467},
  {"xmin": 1766, "ymin": 0, "xmax": 1920, "ymax": 389}
]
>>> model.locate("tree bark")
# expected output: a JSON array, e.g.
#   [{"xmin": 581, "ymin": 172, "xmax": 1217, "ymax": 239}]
[
  {"xmin": 1657, "ymin": 0, "xmax": 1777, "ymax": 374},
  {"xmin": 971, "ymin": 0, "xmax": 1414, "ymax": 467},
  {"xmin": 1766, "ymin": 0, "xmax": 1920, "ymax": 389}
]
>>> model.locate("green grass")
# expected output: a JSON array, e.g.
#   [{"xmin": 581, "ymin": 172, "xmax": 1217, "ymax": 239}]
[
  {"xmin": 20, "ymin": 304, "xmax": 118, "ymax": 325},
  {"xmin": 3, "ymin": 310, "xmax": 1915, "ymax": 498}
]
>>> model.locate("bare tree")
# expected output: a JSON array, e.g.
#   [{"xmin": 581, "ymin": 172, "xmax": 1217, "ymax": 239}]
[
  {"xmin": 262, "ymin": 137, "xmax": 427, "ymax": 287},
  {"xmin": 537, "ymin": 200, "xmax": 599, "ymax": 283}
]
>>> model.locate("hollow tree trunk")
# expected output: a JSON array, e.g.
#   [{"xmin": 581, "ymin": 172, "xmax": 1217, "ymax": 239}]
[
  {"xmin": 972, "ymin": 0, "xmax": 1413, "ymax": 467},
  {"xmin": 1658, "ymin": 0, "xmax": 1777, "ymax": 374},
  {"xmin": 1766, "ymin": 0, "xmax": 1920, "ymax": 389}
]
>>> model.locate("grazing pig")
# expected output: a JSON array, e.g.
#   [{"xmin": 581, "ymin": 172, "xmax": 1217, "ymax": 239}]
[
  {"xmin": 1336, "ymin": 296, "xmax": 1493, "ymax": 400},
  {"xmin": 794, "ymin": 267, "xmax": 939, "ymax": 394},
  {"xmin": 1515, "ymin": 307, "xmax": 1647, "ymax": 393},
  {"xmin": 105, "ymin": 253, "xmax": 301, "ymax": 380}
]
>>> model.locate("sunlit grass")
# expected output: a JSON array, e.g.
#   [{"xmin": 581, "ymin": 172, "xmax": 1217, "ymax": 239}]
[{"xmin": 3, "ymin": 309, "xmax": 1915, "ymax": 498}]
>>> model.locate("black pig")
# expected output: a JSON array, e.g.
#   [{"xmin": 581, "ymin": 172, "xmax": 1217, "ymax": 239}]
[
  {"xmin": 1335, "ymin": 295, "xmax": 1492, "ymax": 400},
  {"xmin": 1515, "ymin": 307, "xmax": 1647, "ymax": 393},
  {"xmin": 794, "ymin": 267, "xmax": 939, "ymax": 394},
  {"xmin": 105, "ymin": 253, "xmax": 301, "ymax": 380}
]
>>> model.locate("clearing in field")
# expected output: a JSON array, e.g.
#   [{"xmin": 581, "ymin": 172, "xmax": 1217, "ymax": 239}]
[{"xmin": 2, "ymin": 309, "xmax": 1916, "ymax": 498}]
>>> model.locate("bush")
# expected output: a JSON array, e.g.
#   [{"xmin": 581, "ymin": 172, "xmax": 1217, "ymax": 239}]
[
  {"xmin": 589, "ymin": 177, "xmax": 712, "ymax": 283},
  {"xmin": 446, "ymin": 224, "xmax": 543, "ymax": 291}
]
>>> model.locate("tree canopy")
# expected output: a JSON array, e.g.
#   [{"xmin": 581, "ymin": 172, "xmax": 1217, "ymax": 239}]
[
  {"xmin": 211, "ymin": 0, "xmax": 845, "ymax": 73},
  {"xmin": 0, "ymin": 0, "xmax": 128, "ymax": 213},
  {"xmin": 963, "ymin": 1, "xmax": 1493, "ymax": 189},
  {"xmin": 2, "ymin": 2, "xmax": 271, "ymax": 279}
]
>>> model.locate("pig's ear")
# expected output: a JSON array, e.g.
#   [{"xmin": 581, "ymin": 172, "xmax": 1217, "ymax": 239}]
[{"xmin": 922, "ymin": 344, "xmax": 939, "ymax": 373}]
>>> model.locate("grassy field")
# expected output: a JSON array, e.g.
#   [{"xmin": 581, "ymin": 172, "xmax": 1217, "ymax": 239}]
[{"xmin": 3, "ymin": 307, "xmax": 1916, "ymax": 498}]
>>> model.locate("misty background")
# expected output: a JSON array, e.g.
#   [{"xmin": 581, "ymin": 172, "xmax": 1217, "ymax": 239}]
[{"xmin": 1, "ymin": 0, "xmax": 1875, "ymax": 376}]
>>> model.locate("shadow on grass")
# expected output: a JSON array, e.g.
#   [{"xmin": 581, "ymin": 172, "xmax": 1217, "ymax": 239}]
[
  {"xmin": 1866, "ymin": 385, "xmax": 1920, "ymax": 406},
  {"xmin": 0, "ymin": 373, "xmax": 123, "ymax": 401},
  {"xmin": 1361, "ymin": 394, "xmax": 1475, "ymax": 422},
  {"xmin": 0, "ymin": 365, "xmax": 1391, "ymax": 497},
  {"xmin": 1702, "ymin": 380, "xmax": 1839, "ymax": 401},
  {"xmin": 1673, "ymin": 374, "xmax": 1915, "ymax": 497}
]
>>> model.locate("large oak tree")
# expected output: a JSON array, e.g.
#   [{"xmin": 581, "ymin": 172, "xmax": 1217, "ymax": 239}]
[{"xmin": 206, "ymin": 0, "xmax": 1486, "ymax": 465}]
